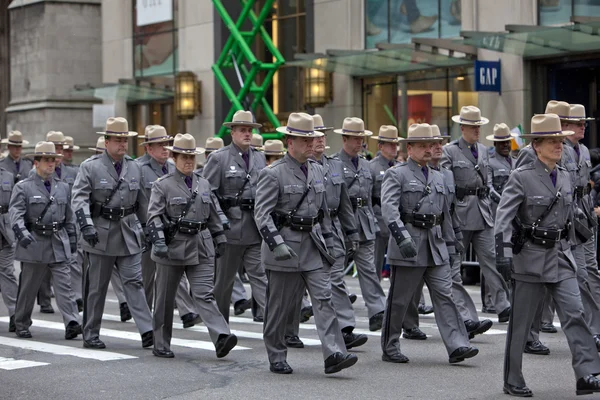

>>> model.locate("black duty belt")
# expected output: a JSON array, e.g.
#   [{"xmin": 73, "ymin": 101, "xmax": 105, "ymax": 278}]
[
  {"xmin": 271, "ymin": 211, "xmax": 323, "ymax": 232},
  {"xmin": 25, "ymin": 221, "xmax": 65, "ymax": 236},
  {"xmin": 372, "ymin": 197, "xmax": 381, "ymax": 207},
  {"xmin": 100, "ymin": 204, "xmax": 138, "ymax": 221},
  {"xmin": 456, "ymin": 186, "xmax": 489, "ymax": 199},
  {"xmin": 525, "ymin": 225, "xmax": 569, "ymax": 248},
  {"xmin": 0, "ymin": 205, "xmax": 8, "ymax": 214},
  {"xmin": 329, "ymin": 208, "xmax": 339, "ymax": 218},
  {"xmin": 168, "ymin": 218, "xmax": 207, "ymax": 235},
  {"xmin": 401, "ymin": 212, "xmax": 444, "ymax": 229},
  {"xmin": 222, "ymin": 197, "xmax": 255, "ymax": 211},
  {"xmin": 239, "ymin": 198, "xmax": 255, "ymax": 211},
  {"xmin": 350, "ymin": 197, "xmax": 368, "ymax": 209}
]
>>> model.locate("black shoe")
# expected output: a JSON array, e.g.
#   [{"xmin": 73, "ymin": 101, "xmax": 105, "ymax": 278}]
[
  {"xmin": 540, "ymin": 322, "xmax": 557, "ymax": 333},
  {"xmin": 181, "ymin": 313, "xmax": 201, "ymax": 328},
  {"xmin": 324, "ymin": 352, "xmax": 358, "ymax": 374},
  {"xmin": 465, "ymin": 319, "xmax": 493, "ymax": 339},
  {"xmin": 300, "ymin": 306, "xmax": 313, "ymax": 323},
  {"xmin": 594, "ymin": 335, "xmax": 600, "ymax": 352},
  {"xmin": 382, "ymin": 352, "xmax": 409, "ymax": 363},
  {"xmin": 449, "ymin": 346, "xmax": 479, "ymax": 364},
  {"xmin": 369, "ymin": 312, "xmax": 384, "ymax": 332},
  {"xmin": 498, "ymin": 307, "xmax": 511, "ymax": 323},
  {"xmin": 402, "ymin": 327, "xmax": 427, "ymax": 340},
  {"xmin": 8, "ymin": 315, "xmax": 15, "ymax": 333},
  {"xmin": 503, "ymin": 383, "xmax": 533, "ymax": 397},
  {"xmin": 141, "ymin": 331, "xmax": 153, "ymax": 348},
  {"xmin": 348, "ymin": 293, "xmax": 357, "ymax": 304},
  {"xmin": 216, "ymin": 334, "xmax": 237, "ymax": 358},
  {"xmin": 524, "ymin": 340, "xmax": 550, "ymax": 355},
  {"xmin": 16, "ymin": 329, "xmax": 32, "ymax": 338},
  {"xmin": 481, "ymin": 306, "xmax": 497, "ymax": 314},
  {"xmin": 418, "ymin": 304, "xmax": 434, "ymax": 315},
  {"xmin": 253, "ymin": 316, "xmax": 264, "ymax": 323},
  {"xmin": 40, "ymin": 305, "xmax": 54, "ymax": 314},
  {"xmin": 65, "ymin": 321, "xmax": 82, "ymax": 340},
  {"xmin": 234, "ymin": 299, "xmax": 252, "ymax": 316},
  {"xmin": 153, "ymin": 348, "xmax": 175, "ymax": 358},
  {"xmin": 120, "ymin": 303, "xmax": 132, "ymax": 322},
  {"xmin": 76, "ymin": 298, "xmax": 84, "ymax": 313},
  {"xmin": 576, "ymin": 375, "xmax": 600, "ymax": 395},
  {"xmin": 343, "ymin": 332, "xmax": 368, "ymax": 349},
  {"xmin": 83, "ymin": 337, "xmax": 106, "ymax": 349},
  {"xmin": 270, "ymin": 361, "xmax": 293, "ymax": 374},
  {"xmin": 285, "ymin": 335, "xmax": 304, "ymax": 349}
]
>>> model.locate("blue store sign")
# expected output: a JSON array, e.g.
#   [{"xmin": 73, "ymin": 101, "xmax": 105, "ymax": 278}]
[{"xmin": 474, "ymin": 60, "xmax": 501, "ymax": 94}]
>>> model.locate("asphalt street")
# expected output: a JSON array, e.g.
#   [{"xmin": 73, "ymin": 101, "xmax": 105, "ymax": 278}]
[{"xmin": 0, "ymin": 265, "xmax": 591, "ymax": 400}]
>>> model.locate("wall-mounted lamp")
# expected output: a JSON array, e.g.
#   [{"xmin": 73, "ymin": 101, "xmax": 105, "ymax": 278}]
[
  {"xmin": 304, "ymin": 61, "xmax": 333, "ymax": 108},
  {"xmin": 175, "ymin": 71, "xmax": 200, "ymax": 119}
]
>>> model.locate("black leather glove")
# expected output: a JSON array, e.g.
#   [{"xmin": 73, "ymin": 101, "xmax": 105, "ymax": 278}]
[
  {"xmin": 81, "ymin": 225, "xmax": 99, "ymax": 247},
  {"xmin": 455, "ymin": 239, "xmax": 465, "ymax": 255},
  {"xmin": 215, "ymin": 242, "xmax": 226, "ymax": 258},
  {"xmin": 19, "ymin": 232, "xmax": 36, "ymax": 249},
  {"xmin": 396, "ymin": 237, "xmax": 417, "ymax": 258},
  {"xmin": 152, "ymin": 238, "xmax": 169, "ymax": 258},
  {"xmin": 496, "ymin": 257, "xmax": 513, "ymax": 282},
  {"xmin": 69, "ymin": 235, "xmax": 77, "ymax": 254},
  {"xmin": 273, "ymin": 243, "xmax": 297, "ymax": 261}
]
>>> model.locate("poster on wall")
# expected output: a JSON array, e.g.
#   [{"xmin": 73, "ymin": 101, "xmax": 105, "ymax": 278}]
[
  {"xmin": 136, "ymin": 0, "xmax": 173, "ymax": 27},
  {"xmin": 398, "ymin": 94, "xmax": 433, "ymax": 126}
]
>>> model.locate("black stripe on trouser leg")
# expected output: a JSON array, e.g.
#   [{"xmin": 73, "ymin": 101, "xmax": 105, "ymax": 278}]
[
  {"xmin": 263, "ymin": 270, "xmax": 271, "ymax": 331},
  {"xmin": 82, "ymin": 253, "xmax": 91, "ymax": 331},
  {"xmin": 381, "ymin": 265, "xmax": 397, "ymax": 354},
  {"xmin": 14, "ymin": 270, "xmax": 23, "ymax": 312},
  {"xmin": 503, "ymin": 278, "xmax": 516, "ymax": 384}
]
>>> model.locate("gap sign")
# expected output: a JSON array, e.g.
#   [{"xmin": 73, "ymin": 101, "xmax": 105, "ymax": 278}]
[{"xmin": 474, "ymin": 60, "xmax": 501, "ymax": 94}]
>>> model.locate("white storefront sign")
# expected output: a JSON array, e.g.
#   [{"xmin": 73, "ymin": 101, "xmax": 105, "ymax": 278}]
[{"xmin": 136, "ymin": 0, "xmax": 173, "ymax": 27}]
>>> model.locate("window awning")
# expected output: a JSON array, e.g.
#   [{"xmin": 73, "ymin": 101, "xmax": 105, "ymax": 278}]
[
  {"xmin": 71, "ymin": 79, "xmax": 174, "ymax": 102},
  {"xmin": 286, "ymin": 43, "xmax": 474, "ymax": 77}
]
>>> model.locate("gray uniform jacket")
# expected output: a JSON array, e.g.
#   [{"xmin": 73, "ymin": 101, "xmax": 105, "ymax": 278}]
[
  {"xmin": 494, "ymin": 159, "xmax": 576, "ymax": 283},
  {"xmin": 488, "ymin": 153, "xmax": 514, "ymax": 215},
  {"xmin": 71, "ymin": 152, "xmax": 147, "ymax": 256},
  {"xmin": 0, "ymin": 156, "xmax": 32, "ymax": 183},
  {"xmin": 318, "ymin": 155, "xmax": 359, "ymax": 258},
  {"xmin": 335, "ymin": 150, "xmax": 378, "ymax": 241},
  {"xmin": 10, "ymin": 174, "xmax": 75, "ymax": 263},
  {"xmin": 203, "ymin": 144, "xmax": 266, "ymax": 246},
  {"xmin": 147, "ymin": 171, "xmax": 226, "ymax": 266},
  {"xmin": 138, "ymin": 156, "xmax": 175, "ymax": 222},
  {"xmin": 0, "ymin": 169, "xmax": 15, "ymax": 245},
  {"xmin": 369, "ymin": 155, "xmax": 396, "ymax": 239},
  {"xmin": 382, "ymin": 158, "xmax": 454, "ymax": 267},
  {"xmin": 563, "ymin": 141, "xmax": 596, "ymax": 226},
  {"xmin": 433, "ymin": 166, "xmax": 462, "ymax": 246},
  {"xmin": 254, "ymin": 154, "xmax": 332, "ymax": 271},
  {"xmin": 441, "ymin": 138, "xmax": 493, "ymax": 231}
]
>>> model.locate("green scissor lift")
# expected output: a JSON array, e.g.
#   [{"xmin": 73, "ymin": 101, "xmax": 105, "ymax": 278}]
[{"xmin": 212, "ymin": 0, "xmax": 285, "ymax": 140}]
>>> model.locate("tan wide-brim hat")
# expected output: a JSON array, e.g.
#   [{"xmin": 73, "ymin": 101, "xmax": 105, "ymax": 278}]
[
  {"xmin": 1, "ymin": 130, "xmax": 29, "ymax": 146},
  {"xmin": 312, "ymin": 114, "xmax": 334, "ymax": 132},
  {"xmin": 276, "ymin": 112, "xmax": 324, "ymax": 137},
  {"xmin": 222, "ymin": 110, "xmax": 262, "ymax": 129},
  {"xmin": 46, "ymin": 131, "xmax": 67, "ymax": 145},
  {"xmin": 165, "ymin": 133, "xmax": 205, "ymax": 155},
  {"xmin": 431, "ymin": 124, "xmax": 450, "ymax": 141},
  {"xmin": 452, "ymin": 106, "xmax": 489, "ymax": 126},
  {"xmin": 520, "ymin": 113, "xmax": 574, "ymax": 138},
  {"xmin": 64, "ymin": 136, "xmax": 80, "ymax": 150},
  {"xmin": 569, "ymin": 104, "xmax": 595, "ymax": 121},
  {"xmin": 251, "ymin": 133, "xmax": 264, "ymax": 150},
  {"xmin": 140, "ymin": 125, "xmax": 172, "ymax": 145},
  {"xmin": 25, "ymin": 141, "xmax": 64, "ymax": 158},
  {"xmin": 333, "ymin": 117, "xmax": 373, "ymax": 136},
  {"xmin": 97, "ymin": 117, "xmax": 138, "ymax": 137},
  {"xmin": 263, "ymin": 139, "xmax": 286, "ymax": 156},
  {"xmin": 539, "ymin": 100, "xmax": 572, "ymax": 121},
  {"xmin": 370, "ymin": 125, "xmax": 400, "ymax": 143},
  {"xmin": 399, "ymin": 123, "xmax": 443, "ymax": 143},
  {"xmin": 205, "ymin": 137, "xmax": 224, "ymax": 152},
  {"xmin": 486, "ymin": 123, "xmax": 518, "ymax": 141},
  {"xmin": 88, "ymin": 137, "xmax": 106, "ymax": 152}
]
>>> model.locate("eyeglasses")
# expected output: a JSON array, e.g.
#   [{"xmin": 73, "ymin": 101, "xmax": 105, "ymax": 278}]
[{"xmin": 562, "ymin": 121, "xmax": 589, "ymax": 128}]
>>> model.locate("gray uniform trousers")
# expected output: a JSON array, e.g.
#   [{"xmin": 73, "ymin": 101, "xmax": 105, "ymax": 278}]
[
  {"xmin": 350, "ymin": 240, "xmax": 386, "ymax": 317},
  {"xmin": 381, "ymin": 263, "xmax": 470, "ymax": 357},
  {"xmin": 450, "ymin": 255, "xmax": 480, "ymax": 322},
  {"xmin": 505, "ymin": 276, "xmax": 600, "ymax": 387},
  {"xmin": 264, "ymin": 267, "xmax": 346, "ymax": 363},
  {"xmin": 83, "ymin": 254, "xmax": 152, "ymax": 340},
  {"xmin": 154, "ymin": 262, "xmax": 230, "ymax": 352},
  {"xmin": 462, "ymin": 229, "xmax": 510, "ymax": 313},
  {"xmin": 0, "ymin": 245, "xmax": 18, "ymax": 316},
  {"xmin": 573, "ymin": 245, "xmax": 600, "ymax": 335},
  {"xmin": 231, "ymin": 274, "xmax": 248, "ymax": 305},
  {"xmin": 37, "ymin": 272, "xmax": 52, "ymax": 307},
  {"xmin": 110, "ymin": 266, "xmax": 127, "ymax": 304},
  {"xmin": 214, "ymin": 243, "xmax": 267, "ymax": 321},
  {"xmin": 15, "ymin": 262, "xmax": 80, "ymax": 331}
]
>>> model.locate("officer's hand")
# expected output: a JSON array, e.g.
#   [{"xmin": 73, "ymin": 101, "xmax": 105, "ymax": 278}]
[
  {"xmin": 81, "ymin": 225, "xmax": 99, "ymax": 247},
  {"xmin": 352, "ymin": 241, "xmax": 360, "ymax": 253},
  {"xmin": 273, "ymin": 243, "xmax": 297, "ymax": 261},
  {"xmin": 455, "ymin": 240, "xmax": 465, "ymax": 255},
  {"xmin": 152, "ymin": 239, "xmax": 169, "ymax": 258},
  {"xmin": 19, "ymin": 232, "xmax": 36, "ymax": 249},
  {"xmin": 496, "ymin": 257, "xmax": 513, "ymax": 282},
  {"xmin": 396, "ymin": 237, "xmax": 417, "ymax": 259},
  {"xmin": 69, "ymin": 235, "xmax": 77, "ymax": 254},
  {"xmin": 222, "ymin": 220, "xmax": 231, "ymax": 231},
  {"xmin": 215, "ymin": 242, "xmax": 226, "ymax": 258}
]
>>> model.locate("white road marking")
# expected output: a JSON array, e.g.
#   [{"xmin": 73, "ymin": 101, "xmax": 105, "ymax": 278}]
[{"xmin": 0, "ymin": 356, "xmax": 49, "ymax": 370}]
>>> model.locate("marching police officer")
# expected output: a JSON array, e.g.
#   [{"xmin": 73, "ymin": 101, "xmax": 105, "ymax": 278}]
[
  {"xmin": 334, "ymin": 117, "xmax": 387, "ymax": 331},
  {"xmin": 441, "ymin": 106, "xmax": 511, "ymax": 322},
  {"xmin": 381, "ymin": 123, "xmax": 478, "ymax": 364},
  {"xmin": 10, "ymin": 141, "xmax": 81, "ymax": 340},
  {"xmin": 0, "ymin": 162, "xmax": 17, "ymax": 332},
  {"xmin": 62, "ymin": 136, "xmax": 79, "ymax": 167},
  {"xmin": 147, "ymin": 133, "xmax": 237, "ymax": 359},
  {"xmin": 203, "ymin": 110, "xmax": 268, "ymax": 322},
  {"xmin": 495, "ymin": 113, "xmax": 600, "ymax": 397},
  {"xmin": 255, "ymin": 112, "xmax": 357, "ymax": 375},
  {"xmin": 487, "ymin": 124, "xmax": 516, "ymax": 219},
  {"xmin": 72, "ymin": 117, "xmax": 153, "ymax": 349},
  {"xmin": 0, "ymin": 130, "xmax": 32, "ymax": 184}
]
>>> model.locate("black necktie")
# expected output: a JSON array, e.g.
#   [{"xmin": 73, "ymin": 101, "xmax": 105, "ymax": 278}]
[
  {"xmin": 55, "ymin": 165, "xmax": 61, "ymax": 179},
  {"xmin": 161, "ymin": 164, "xmax": 168, "ymax": 175},
  {"xmin": 550, "ymin": 170, "xmax": 557, "ymax": 187},
  {"xmin": 422, "ymin": 166, "xmax": 428, "ymax": 181},
  {"xmin": 114, "ymin": 161, "xmax": 122, "ymax": 176},
  {"xmin": 388, "ymin": 160, "xmax": 394, "ymax": 168},
  {"xmin": 574, "ymin": 144, "xmax": 580, "ymax": 161},
  {"xmin": 300, "ymin": 164, "xmax": 308, "ymax": 178},
  {"xmin": 351, "ymin": 157, "xmax": 359, "ymax": 169},
  {"xmin": 44, "ymin": 180, "xmax": 51, "ymax": 193},
  {"xmin": 242, "ymin": 152, "xmax": 249, "ymax": 170},
  {"xmin": 470, "ymin": 145, "xmax": 478, "ymax": 160},
  {"xmin": 184, "ymin": 175, "xmax": 192, "ymax": 190},
  {"xmin": 506, "ymin": 157, "xmax": 512, "ymax": 168},
  {"xmin": 15, "ymin": 160, "xmax": 20, "ymax": 172}
]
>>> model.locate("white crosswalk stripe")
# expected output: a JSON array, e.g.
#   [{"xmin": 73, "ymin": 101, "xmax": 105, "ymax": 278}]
[{"xmin": 0, "ymin": 356, "xmax": 49, "ymax": 370}]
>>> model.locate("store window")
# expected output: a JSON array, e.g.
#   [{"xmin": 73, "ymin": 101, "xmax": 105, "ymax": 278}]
[
  {"xmin": 365, "ymin": 0, "xmax": 462, "ymax": 49},
  {"xmin": 132, "ymin": 0, "xmax": 179, "ymax": 78},
  {"xmin": 539, "ymin": 0, "xmax": 600, "ymax": 26}
]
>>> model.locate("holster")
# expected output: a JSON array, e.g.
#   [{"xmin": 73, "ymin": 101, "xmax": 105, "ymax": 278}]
[{"xmin": 574, "ymin": 218, "xmax": 593, "ymax": 242}]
